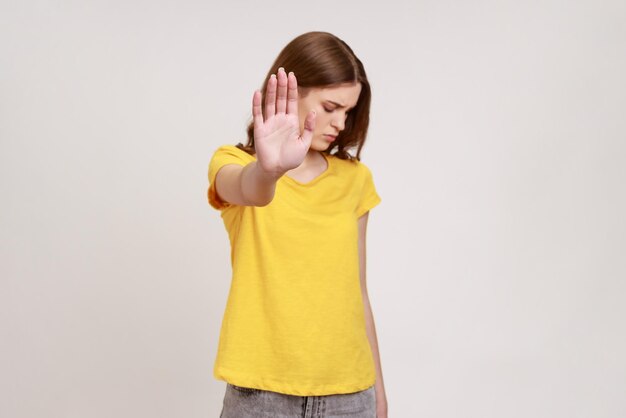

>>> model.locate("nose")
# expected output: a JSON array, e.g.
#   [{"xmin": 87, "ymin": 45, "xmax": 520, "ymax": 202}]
[{"xmin": 330, "ymin": 113, "xmax": 346, "ymax": 132}]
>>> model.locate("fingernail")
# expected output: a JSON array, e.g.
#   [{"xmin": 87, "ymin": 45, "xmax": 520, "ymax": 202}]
[{"xmin": 278, "ymin": 67, "xmax": 284, "ymax": 72}]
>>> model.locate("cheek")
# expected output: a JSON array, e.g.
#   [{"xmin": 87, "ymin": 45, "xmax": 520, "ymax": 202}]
[{"xmin": 313, "ymin": 114, "xmax": 330, "ymax": 132}]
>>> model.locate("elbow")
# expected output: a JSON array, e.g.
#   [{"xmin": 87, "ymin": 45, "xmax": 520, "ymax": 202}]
[{"xmin": 242, "ymin": 193, "xmax": 274, "ymax": 207}]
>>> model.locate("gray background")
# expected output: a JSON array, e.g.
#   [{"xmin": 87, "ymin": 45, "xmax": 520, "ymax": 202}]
[{"xmin": 2, "ymin": 0, "xmax": 625, "ymax": 417}]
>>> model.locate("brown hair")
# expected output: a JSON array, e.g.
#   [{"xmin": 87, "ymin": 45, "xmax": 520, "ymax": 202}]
[{"xmin": 235, "ymin": 31, "xmax": 371, "ymax": 161}]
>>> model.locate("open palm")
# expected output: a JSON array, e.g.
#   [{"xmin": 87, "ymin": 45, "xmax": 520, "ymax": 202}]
[{"xmin": 252, "ymin": 68, "xmax": 316, "ymax": 177}]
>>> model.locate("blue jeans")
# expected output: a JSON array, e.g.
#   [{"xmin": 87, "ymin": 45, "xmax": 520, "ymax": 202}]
[{"xmin": 219, "ymin": 383, "xmax": 377, "ymax": 417}]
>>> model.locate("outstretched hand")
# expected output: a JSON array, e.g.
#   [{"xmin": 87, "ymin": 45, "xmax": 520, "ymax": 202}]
[{"xmin": 252, "ymin": 67, "xmax": 316, "ymax": 178}]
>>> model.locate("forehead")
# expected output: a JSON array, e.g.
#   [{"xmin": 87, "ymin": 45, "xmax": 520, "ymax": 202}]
[{"xmin": 305, "ymin": 82, "xmax": 362, "ymax": 105}]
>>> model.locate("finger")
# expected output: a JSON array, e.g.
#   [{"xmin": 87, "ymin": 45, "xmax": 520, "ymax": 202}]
[
  {"xmin": 265, "ymin": 74, "xmax": 277, "ymax": 119},
  {"xmin": 286, "ymin": 71, "xmax": 298, "ymax": 115},
  {"xmin": 300, "ymin": 110, "xmax": 316, "ymax": 146},
  {"xmin": 252, "ymin": 90, "xmax": 264, "ymax": 132},
  {"xmin": 276, "ymin": 67, "xmax": 288, "ymax": 114}
]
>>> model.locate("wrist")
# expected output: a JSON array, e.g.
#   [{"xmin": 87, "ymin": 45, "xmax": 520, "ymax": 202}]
[{"xmin": 253, "ymin": 161, "xmax": 285, "ymax": 183}]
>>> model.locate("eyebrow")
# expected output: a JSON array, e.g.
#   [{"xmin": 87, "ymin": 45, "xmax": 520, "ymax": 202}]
[{"xmin": 325, "ymin": 100, "xmax": 355, "ymax": 110}]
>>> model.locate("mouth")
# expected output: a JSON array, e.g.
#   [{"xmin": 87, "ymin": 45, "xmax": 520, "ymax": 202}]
[{"xmin": 323, "ymin": 134, "xmax": 337, "ymax": 142}]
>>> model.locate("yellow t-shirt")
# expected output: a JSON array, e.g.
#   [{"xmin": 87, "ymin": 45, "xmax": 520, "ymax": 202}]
[{"xmin": 207, "ymin": 144, "xmax": 382, "ymax": 396}]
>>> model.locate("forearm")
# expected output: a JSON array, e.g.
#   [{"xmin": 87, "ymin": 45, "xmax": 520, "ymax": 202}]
[
  {"xmin": 363, "ymin": 291, "xmax": 388, "ymax": 409},
  {"xmin": 239, "ymin": 160, "xmax": 282, "ymax": 206}
]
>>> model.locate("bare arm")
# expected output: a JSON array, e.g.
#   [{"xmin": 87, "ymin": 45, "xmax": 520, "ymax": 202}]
[
  {"xmin": 214, "ymin": 162, "xmax": 280, "ymax": 207},
  {"xmin": 214, "ymin": 67, "xmax": 316, "ymax": 207},
  {"xmin": 358, "ymin": 211, "xmax": 388, "ymax": 418}
]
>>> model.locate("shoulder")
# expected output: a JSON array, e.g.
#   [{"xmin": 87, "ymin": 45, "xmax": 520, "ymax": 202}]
[
  {"xmin": 210, "ymin": 144, "xmax": 256, "ymax": 166},
  {"xmin": 329, "ymin": 153, "xmax": 365, "ymax": 172},
  {"xmin": 208, "ymin": 144, "xmax": 256, "ymax": 184},
  {"xmin": 328, "ymin": 155, "xmax": 376, "ymax": 186},
  {"xmin": 212, "ymin": 144, "xmax": 255, "ymax": 159},
  {"xmin": 336, "ymin": 156, "xmax": 373, "ymax": 177},
  {"xmin": 355, "ymin": 159, "xmax": 374, "ymax": 176}
]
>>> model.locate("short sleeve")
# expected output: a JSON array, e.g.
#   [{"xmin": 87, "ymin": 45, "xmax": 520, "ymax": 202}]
[
  {"xmin": 355, "ymin": 162, "xmax": 382, "ymax": 218},
  {"xmin": 207, "ymin": 145, "xmax": 252, "ymax": 210}
]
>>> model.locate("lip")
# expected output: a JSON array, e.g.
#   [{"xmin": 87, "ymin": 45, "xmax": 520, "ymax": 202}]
[{"xmin": 323, "ymin": 134, "xmax": 337, "ymax": 141}]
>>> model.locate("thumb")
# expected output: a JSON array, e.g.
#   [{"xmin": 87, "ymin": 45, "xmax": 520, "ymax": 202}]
[{"xmin": 300, "ymin": 110, "xmax": 316, "ymax": 146}]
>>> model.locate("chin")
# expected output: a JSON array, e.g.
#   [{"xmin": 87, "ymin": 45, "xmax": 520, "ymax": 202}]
[{"xmin": 311, "ymin": 139, "xmax": 332, "ymax": 151}]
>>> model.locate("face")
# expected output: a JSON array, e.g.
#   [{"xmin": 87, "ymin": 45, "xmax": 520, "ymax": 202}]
[{"xmin": 298, "ymin": 82, "xmax": 362, "ymax": 151}]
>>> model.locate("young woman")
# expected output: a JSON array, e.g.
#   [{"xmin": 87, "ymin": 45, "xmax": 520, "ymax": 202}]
[{"xmin": 208, "ymin": 31, "xmax": 388, "ymax": 418}]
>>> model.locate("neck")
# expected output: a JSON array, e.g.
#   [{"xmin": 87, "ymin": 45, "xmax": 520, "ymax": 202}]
[{"xmin": 303, "ymin": 148, "xmax": 321, "ymax": 162}]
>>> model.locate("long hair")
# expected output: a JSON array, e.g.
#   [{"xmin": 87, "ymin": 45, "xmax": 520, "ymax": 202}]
[{"xmin": 236, "ymin": 31, "xmax": 371, "ymax": 161}]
